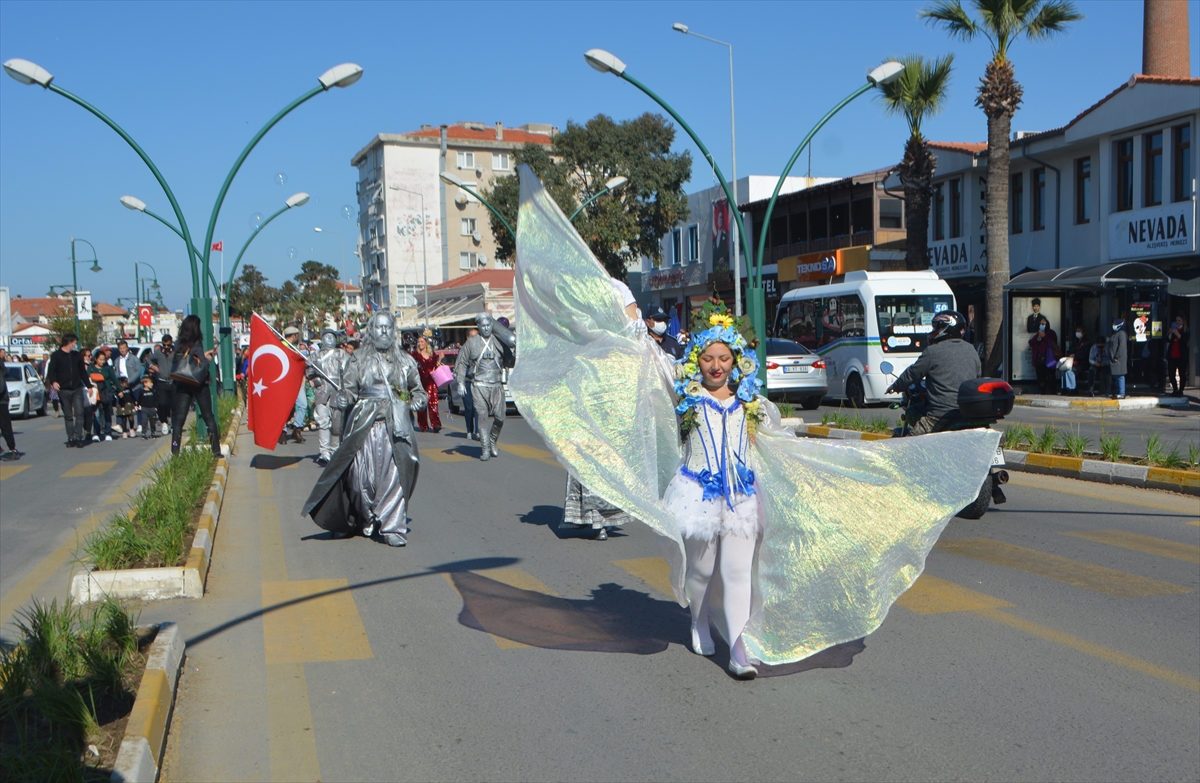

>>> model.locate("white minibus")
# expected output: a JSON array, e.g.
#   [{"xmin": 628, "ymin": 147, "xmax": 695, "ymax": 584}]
[{"xmin": 772, "ymin": 270, "xmax": 956, "ymax": 407}]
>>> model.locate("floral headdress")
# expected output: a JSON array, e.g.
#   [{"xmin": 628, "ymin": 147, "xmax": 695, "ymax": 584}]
[{"xmin": 672, "ymin": 302, "xmax": 764, "ymax": 439}]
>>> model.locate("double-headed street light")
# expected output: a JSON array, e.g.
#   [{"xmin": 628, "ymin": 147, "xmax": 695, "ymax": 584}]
[
  {"xmin": 134, "ymin": 261, "xmax": 159, "ymax": 342},
  {"xmin": 68, "ymin": 238, "xmax": 102, "ymax": 342},
  {"xmin": 584, "ymin": 47, "xmax": 903, "ymax": 381}
]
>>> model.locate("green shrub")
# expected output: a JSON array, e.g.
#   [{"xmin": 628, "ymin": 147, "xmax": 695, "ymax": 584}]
[
  {"xmin": 1100, "ymin": 432, "xmax": 1124, "ymax": 463},
  {"xmin": 186, "ymin": 394, "xmax": 239, "ymax": 445},
  {"xmin": 1001, "ymin": 423, "xmax": 1034, "ymax": 450},
  {"xmin": 776, "ymin": 402, "xmax": 795, "ymax": 418},
  {"xmin": 1062, "ymin": 427, "xmax": 1091, "ymax": 458}
]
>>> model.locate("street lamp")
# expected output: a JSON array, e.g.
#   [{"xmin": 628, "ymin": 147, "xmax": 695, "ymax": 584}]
[
  {"xmin": 439, "ymin": 171, "xmax": 516, "ymax": 239},
  {"xmin": 68, "ymin": 238, "xmax": 102, "ymax": 342},
  {"xmin": 388, "ymin": 185, "xmax": 431, "ymax": 330},
  {"xmin": 568, "ymin": 176, "xmax": 629, "ymax": 221},
  {"xmin": 672, "ymin": 22, "xmax": 741, "ymax": 316}
]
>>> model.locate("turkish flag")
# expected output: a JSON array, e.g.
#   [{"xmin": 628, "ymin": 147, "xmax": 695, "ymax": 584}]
[
  {"xmin": 246, "ymin": 313, "xmax": 306, "ymax": 450},
  {"xmin": 138, "ymin": 305, "xmax": 153, "ymax": 327},
  {"xmin": 212, "ymin": 241, "xmax": 223, "ymax": 252}
]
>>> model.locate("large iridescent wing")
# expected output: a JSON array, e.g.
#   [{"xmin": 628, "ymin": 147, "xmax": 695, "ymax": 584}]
[
  {"xmin": 508, "ymin": 166, "xmax": 687, "ymax": 603},
  {"xmin": 743, "ymin": 423, "xmax": 1000, "ymax": 665}
]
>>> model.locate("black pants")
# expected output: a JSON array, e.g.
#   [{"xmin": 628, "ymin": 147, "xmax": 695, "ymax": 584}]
[
  {"xmin": 170, "ymin": 384, "xmax": 220, "ymax": 455},
  {"xmin": 93, "ymin": 399, "xmax": 113, "ymax": 438},
  {"xmin": 1035, "ymin": 363, "xmax": 1055, "ymax": 394},
  {"xmin": 1166, "ymin": 358, "xmax": 1187, "ymax": 394},
  {"xmin": 0, "ymin": 405, "xmax": 15, "ymax": 451},
  {"xmin": 60, "ymin": 386, "xmax": 86, "ymax": 443},
  {"xmin": 155, "ymin": 382, "xmax": 175, "ymax": 431}
]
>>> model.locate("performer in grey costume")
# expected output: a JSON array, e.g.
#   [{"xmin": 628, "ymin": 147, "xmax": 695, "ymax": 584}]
[
  {"xmin": 453, "ymin": 313, "xmax": 515, "ymax": 461},
  {"xmin": 308, "ymin": 328, "xmax": 351, "ymax": 466},
  {"xmin": 302, "ymin": 311, "xmax": 427, "ymax": 547}
]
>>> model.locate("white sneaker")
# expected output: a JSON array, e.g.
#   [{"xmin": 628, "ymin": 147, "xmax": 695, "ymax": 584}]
[
  {"xmin": 92, "ymin": 435, "xmax": 101, "ymax": 442},
  {"xmin": 161, "ymin": 423, "xmax": 169, "ymax": 435},
  {"xmin": 112, "ymin": 424, "xmax": 123, "ymax": 433},
  {"xmin": 135, "ymin": 425, "xmax": 143, "ymax": 434},
  {"xmin": 104, "ymin": 435, "xmax": 113, "ymax": 441}
]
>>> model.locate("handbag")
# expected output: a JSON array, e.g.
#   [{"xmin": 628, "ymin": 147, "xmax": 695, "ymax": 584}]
[{"xmin": 170, "ymin": 349, "xmax": 210, "ymax": 387}]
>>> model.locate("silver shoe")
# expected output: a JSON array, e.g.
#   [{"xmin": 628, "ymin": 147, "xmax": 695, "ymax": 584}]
[
  {"xmin": 382, "ymin": 533, "xmax": 407, "ymax": 547},
  {"xmin": 596, "ymin": 527, "xmax": 608, "ymax": 541}
]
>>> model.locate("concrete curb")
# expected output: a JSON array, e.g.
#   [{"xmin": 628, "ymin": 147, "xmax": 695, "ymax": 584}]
[
  {"xmin": 790, "ymin": 422, "xmax": 1200, "ymax": 496},
  {"xmin": 111, "ymin": 622, "xmax": 185, "ymax": 783},
  {"xmin": 1014, "ymin": 394, "xmax": 1189, "ymax": 410},
  {"xmin": 70, "ymin": 407, "xmax": 242, "ymax": 603}
]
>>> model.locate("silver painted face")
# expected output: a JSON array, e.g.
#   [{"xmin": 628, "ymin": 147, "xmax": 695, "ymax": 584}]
[
  {"xmin": 371, "ymin": 313, "xmax": 395, "ymax": 351},
  {"xmin": 477, "ymin": 315, "xmax": 494, "ymax": 338},
  {"xmin": 321, "ymin": 332, "xmax": 337, "ymax": 351}
]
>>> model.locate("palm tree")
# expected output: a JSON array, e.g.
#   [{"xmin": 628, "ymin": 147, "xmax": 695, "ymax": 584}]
[
  {"xmin": 879, "ymin": 54, "xmax": 955, "ymax": 272},
  {"xmin": 921, "ymin": 0, "xmax": 1082, "ymax": 373}
]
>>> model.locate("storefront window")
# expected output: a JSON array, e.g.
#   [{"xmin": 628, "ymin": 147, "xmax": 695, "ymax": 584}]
[
  {"xmin": 875, "ymin": 295, "xmax": 953, "ymax": 354},
  {"xmin": 1075, "ymin": 157, "xmax": 1091, "ymax": 224},
  {"xmin": 1174, "ymin": 125, "xmax": 1192, "ymax": 202},
  {"xmin": 1115, "ymin": 138, "xmax": 1134, "ymax": 211},
  {"xmin": 879, "ymin": 198, "xmax": 903, "ymax": 229},
  {"xmin": 949, "ymin": 179, "xmax": 962, "ymax": 238},
  {"xmin": 1145, "ymin": 131, "xmax": 1163, "ymax": 207}
]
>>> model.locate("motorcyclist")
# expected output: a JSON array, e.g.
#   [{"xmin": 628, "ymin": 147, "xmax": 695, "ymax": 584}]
[{"xmin": 885, "ymin": 310, "xmax": 981, "ymax": 435}]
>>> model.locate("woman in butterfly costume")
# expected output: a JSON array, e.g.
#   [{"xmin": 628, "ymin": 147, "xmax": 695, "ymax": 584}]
[{"xmin": 506, "ymin": 166, "xmax": 998, "ymax": 678}]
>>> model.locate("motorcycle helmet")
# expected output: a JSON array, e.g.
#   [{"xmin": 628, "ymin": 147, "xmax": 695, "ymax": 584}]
[{"xmin": 928, "ymin": 310, "xmax": 967, "ymax": 343}]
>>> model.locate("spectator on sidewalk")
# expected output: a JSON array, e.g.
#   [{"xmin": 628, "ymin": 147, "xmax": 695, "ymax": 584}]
[
  {"xmin": 90, "ymin": 349, "xmax": 120, "ymax": 442},
  {"xmin": 0, "ymin": 348, "xmax": 23, "ymax": 460},
  {"xmin": 1066, "ymin": 327, "xmax": 1090, "ymax": 395},
  {"xmin": 139, "ymin": 376, "xmax": 159, "ymax": 439},
  {"xmin": 169, "ymin": 315, "xmax": 221, "ymax": 457},
  {"xmin": 45, "ymin": 333, "xmax": 92, "ymax": 447},
  {"xmin": 148, "ymin": 334, "xmax": 176, "ymax": 436},
  {"xmin": 1086, "ymin": 336, "xmax": 1109, "ymax": 396},
  {"xmin": 1107, "ymin": 318, "xmax": 1129, "ymax": 399},
  {"xmin": 113, "ymin": 340, "xmax": 144, "ymax": 431},
  {"xmin": 1164, "ymin": 315, "xmax": 1189, "ymax": 397},
  {"xmin": 1029, "ymin": 316, "xmax": 1059, "ymax": 395}
]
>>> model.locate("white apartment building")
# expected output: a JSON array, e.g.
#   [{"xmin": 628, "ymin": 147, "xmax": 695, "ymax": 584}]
[{"xmin": 350, "ymin": 122, "xmax": 556, "ymax": 314}]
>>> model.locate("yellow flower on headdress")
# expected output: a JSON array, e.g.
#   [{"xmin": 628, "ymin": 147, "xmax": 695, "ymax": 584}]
[{"xmin": 709, "ymin": 313, "xmax": 735, "ymax": 328}]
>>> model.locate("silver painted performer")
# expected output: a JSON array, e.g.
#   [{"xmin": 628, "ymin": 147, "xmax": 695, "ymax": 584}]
[
  {"xmin": 453, "ymin": 312, "xmax": 515, "ymax": 461},
  {"xmin": 308, "ymin": 328, "xmax": 352, "ymax": 467},
  {"xmin": 303, "ymin": 311, "xmax": 427, "ymax": 547}
]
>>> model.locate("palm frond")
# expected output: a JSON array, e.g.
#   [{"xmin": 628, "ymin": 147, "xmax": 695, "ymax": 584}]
[
  {"xmin": 1024, "ymin": 0, "xmax": 1084, "ymax": 40},
  {"xmin": 920, "ymin": 0, "xmax": 979, "ymax": 40},
  {"xmin": 877, "ymin": 54, "xmax": 955, "ymax": 138}
]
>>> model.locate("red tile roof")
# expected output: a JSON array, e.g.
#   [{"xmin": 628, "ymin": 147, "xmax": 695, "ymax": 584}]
[
  {"xmin": 929, "ymin": 141, "xmax": 987, "ymax": 154},
  {"xmin": 10, "ymin": 297, "xmax": 74, "ymax": 319},
  {"xmin": 429, "ymin": 269, "xmax": 514, "ymax": 292},
  {"xmin": 402, "ymin": 125, "xmax": 553, "ymax": 145},
  {"xmin": 13, "ymin": 322, "xmax": 51, "ymax": 334},
  {"xmin": 335, "ymin": 281, "xmax": 361, "ymax": 292},
  {"xmin": 93, "ymin": 302, "xmax": 127, "ymax": 316}
]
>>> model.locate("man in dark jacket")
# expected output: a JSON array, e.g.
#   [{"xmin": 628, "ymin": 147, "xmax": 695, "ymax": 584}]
[
  {"xmin": 45, "ymin": 334, "xmax": 92, "ymax": 447},
  {"xmin": 886, "ymin": 311, "xmax": 981, "ymax": 434},
  {"xmin": 147, "ymin": 334, "xmax": 176, "ymax": 435},
  {"xmin": 1107, "ymin": 318, "xmax": 1129, "ymax": 399},
  {"xmin": 645, "ymin": 306, "xmax": 684, "ymax": 360},
  {"xmin": 0, "ymin": 348, "xmax": 23, "ymax": 460}
]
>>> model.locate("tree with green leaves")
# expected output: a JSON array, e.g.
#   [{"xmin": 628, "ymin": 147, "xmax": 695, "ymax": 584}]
[
  {"xmin": 294, "ymin": 260, "xmax": 344, "ymax": 330},
  {"xmin": 878, "ymin": 54, "xmax": 955, "ymax": 272},
  {"xmin": 228, "ymin": 264, "xmax": 278, "ymax": 319},
  {"xmin": 46, "ymin": 305, "xmax": 101, "ymax": 350},
  {"xmin": 485, "ymin": 113, "xmax": 692, "ymax": 280},
  {"xmin": 921, "ymin": 0, "xmax": 1082, "ymax": 373}
]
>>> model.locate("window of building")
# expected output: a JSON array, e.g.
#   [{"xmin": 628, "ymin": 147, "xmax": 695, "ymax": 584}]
[
  {"xmin": 830, "ymin": 202, "xmax": 850, "ymax": 237},
  {"xmin": 1010, "ymin": 173, "xmax": 1023, "ymax": 234},
  {"xmin": 394, "ymin": 285, "xmax": 420, "ymax": 307},
  {"xmin": 459, "ymin": 251, "xmax": 477, "ymax": 270},
  {"xmin": 687, "ymin": 224, "xmax": 699, "ymax": 262},
  {"xmin": 809, "ymin": 207, "xmax": 828, "ymax": 240},
  {"xmin": 456, "ymin": 151, "xmax": 475, "ymax": 169},
  {"xmin": 461, "ymin": 217, "xmax": 476, "ymax": 236},
  {"xmin": 672, "ymin": 227, "xmax": 683, "ymax": 265},
  {"xmin": 850, "ymin": 198, "xmax": 872, "ymax": 234},
  {"xmin": 771, "ymin": 215, "xmax": 789, "ymax": 247},
  {"xmin": 1173, "ymin": 124, "xmax": 1192, "ymax": 202},
  {"xmin": 1115, "ymin": 138, "xmax": 1134, "ymax": 211},
  {"xmin": 933, "ymin": 183, "xmax": 945, "ymax": 240},
  {"xmin": 492, "ymin": 152, "xmax": 510, "ymax": 171},
  {"xmin": 1032, "ymin": 168, "xmax": 1046, "ymax": 231},
  {"xmin": 1074, "ymin": 157, "xmax": 1091, "ymax": 224},
  {"xmin": 1145, "ymin": 131, "xmax": 1163, "ymax": 206},
  {"xmin": 949, "ymin": 179, "xmax": 963, "ymax": 238},
  {"xmin": 878, "ymin": 198, "xmax": 903, "ymax": 229},
  {"xmin": 790, "ymin": 211, "xmax": 808, "ymax": 243}
]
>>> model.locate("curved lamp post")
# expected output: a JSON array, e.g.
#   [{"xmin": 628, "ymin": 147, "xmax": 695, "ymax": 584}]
[
  {"xmin": 68, "ymin": 238, "xmax": 102, "ymax": 342},
  {"xmin": 134, "ymin": 260, "xmax": 160, "ymax": 342},
  {"xmin": 568, "ymin": 176, "xmax": 629, "ymax": 221},
  {"xmin": 439, "ymin": 171, "xmax": 515, "ymax": 239}
]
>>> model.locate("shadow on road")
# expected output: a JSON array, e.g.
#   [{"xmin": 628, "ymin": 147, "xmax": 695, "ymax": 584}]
[
  {"xmin": 518, "ymin": 504, "xmax": 629, "ymax": 540},
  {"xmin": 250, "ymin": 454, "xmax": 306, "ymax": 470}
]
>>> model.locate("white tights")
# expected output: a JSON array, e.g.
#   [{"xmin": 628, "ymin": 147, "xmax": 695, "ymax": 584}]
[{"xmin": 684, "ymin": 534, "xmax": 756, "ymax": 665}]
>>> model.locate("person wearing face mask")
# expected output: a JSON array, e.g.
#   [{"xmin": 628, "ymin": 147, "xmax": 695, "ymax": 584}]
[
  {"xmin": 45, "ymin": 333, "xmax": 93, "ymax": 448},
  {"xmin": 1028, "ymin": 316, "xmax": 1059, "ymax": 394},
  {"xmin": 1067, "ymin": 327, "xmax": 1090, "ymax": 396},
  {"xmin": 1164, "ymin": 316, "xmax": 1189, "ymax": 397},
  {"xmin": 1107, "ymin": 317, "xmax": 1129, "ymax": 399},
  {"xmin": 645, "ymin": 306, "xmax": 685, "ymax": 360}
]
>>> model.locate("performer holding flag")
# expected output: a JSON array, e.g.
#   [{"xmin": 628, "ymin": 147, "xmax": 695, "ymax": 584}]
[{"xmin": 246, "ymin": 313, "xmax": 307, "ymax": 450}]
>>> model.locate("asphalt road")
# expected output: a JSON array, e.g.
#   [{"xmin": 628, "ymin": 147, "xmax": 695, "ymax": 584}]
[{"xmin": 794, "ymin": 398, "xmax": 1200, "ymax": 460}]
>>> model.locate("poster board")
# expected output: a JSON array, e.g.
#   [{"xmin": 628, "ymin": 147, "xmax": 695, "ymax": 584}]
[{"xmin": 1011, "ymin": 295, "xmax": 1062, "ymax": 382}]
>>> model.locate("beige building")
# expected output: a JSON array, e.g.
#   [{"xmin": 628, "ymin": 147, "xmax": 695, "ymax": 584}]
[{"xmin": 350, "ymin": 121, "xmax": 556, "ymax": 312}]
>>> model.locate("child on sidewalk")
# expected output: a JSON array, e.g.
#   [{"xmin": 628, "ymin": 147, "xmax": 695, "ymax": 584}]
[
  {"xmin": 139, "ymin": 376, "xmax": 159, "ymax": 439},
  {"xmin": 115, "ymin": 378, "xmax": 137, "ymax": 438}
]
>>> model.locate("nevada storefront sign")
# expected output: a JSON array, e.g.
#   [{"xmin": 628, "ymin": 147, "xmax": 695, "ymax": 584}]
[{"xmin": 1110, "ymin": 201, "xmax": 1195, "ymax": 261}]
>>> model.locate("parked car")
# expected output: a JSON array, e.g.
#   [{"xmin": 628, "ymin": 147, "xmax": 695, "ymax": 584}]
[
  {"xmin": 5, "ymin": 362, "xmax": 47, "ymax": 419},
  {"xmin": 437, "ymin": 349, "xmax": 517, "ymax": 415},
  {"xmin": 764, "ymin": 338, "xmax": 827, "ymax": 410}
]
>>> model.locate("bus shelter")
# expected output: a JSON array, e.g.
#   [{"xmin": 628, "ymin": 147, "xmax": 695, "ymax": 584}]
[{"xmin": 1003, "ymin": 262, "xmax": 1171, "ymax": 390}]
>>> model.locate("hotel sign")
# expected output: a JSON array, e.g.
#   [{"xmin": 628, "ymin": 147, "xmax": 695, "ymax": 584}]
[{"xmin": 1109, "ymin": 201, "xmax": 1195, "ymax": 261}]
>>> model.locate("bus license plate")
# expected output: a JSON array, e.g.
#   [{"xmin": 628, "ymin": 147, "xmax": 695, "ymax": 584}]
[
  {"xmin": 782, "ymin": 365, "xmax": 809, "ymax": 373},
  {"xmin": 991, "ymin": 445, "xmax": 1005, "ymax": 466}
]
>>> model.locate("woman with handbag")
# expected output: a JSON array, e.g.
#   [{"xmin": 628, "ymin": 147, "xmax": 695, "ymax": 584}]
[
  {"xmin": 1029, "ymin": 316, "xmax": 1059, "ymax": 395},
  {"xmin": 169, "ymin": 315, "xmax": 221, "ymax": 457},
  {"xmin": 90, "ymin": 350, "xmax": 120, "ymax": 442}
]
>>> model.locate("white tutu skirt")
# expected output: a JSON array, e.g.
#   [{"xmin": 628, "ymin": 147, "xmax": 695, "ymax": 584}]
[{"xmin": 663, "ymin": 470, "xmax": 762, "ymax": 542}]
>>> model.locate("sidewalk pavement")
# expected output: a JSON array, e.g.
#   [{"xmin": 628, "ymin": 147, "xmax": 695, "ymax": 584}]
[{"xmin": 1014, "ymin": 389, "xmax": 1196, "ymax": 411}]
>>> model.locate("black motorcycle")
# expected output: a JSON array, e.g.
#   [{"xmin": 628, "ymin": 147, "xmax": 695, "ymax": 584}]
[{"xmin": 880, "ymin": 360, "xmax": 1013, "ymax": 520}]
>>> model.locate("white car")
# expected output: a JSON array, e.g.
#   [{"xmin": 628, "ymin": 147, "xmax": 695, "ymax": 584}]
[
  {"xmin": 764, "ymin": 339, "xmax": 828, "ymax": 410},
  {"xmin": 5, "ymin": 362, "xmax": 47, "ymax": 418}
]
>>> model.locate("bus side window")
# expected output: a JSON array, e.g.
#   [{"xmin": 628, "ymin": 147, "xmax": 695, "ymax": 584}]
[{"xmin": 839, "ymin": 295, "xmax": 866, "ymax": 337}]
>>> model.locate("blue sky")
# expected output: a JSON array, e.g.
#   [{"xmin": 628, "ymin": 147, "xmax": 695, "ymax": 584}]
[{"xmin": 1, "ymin": 0, "xmax": 1195, "ymax": 310}]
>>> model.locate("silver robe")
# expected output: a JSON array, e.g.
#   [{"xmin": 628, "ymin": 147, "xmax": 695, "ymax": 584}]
[{"xmin": 302, "ymin": 350, "xmax": 428, "ymax": 537}]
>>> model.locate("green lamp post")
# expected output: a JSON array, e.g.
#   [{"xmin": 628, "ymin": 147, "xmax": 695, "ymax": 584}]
[
  {"xmin": 569, "ymin": 177, "xmax": 629, "ymax": 221},
  {"xmin": 439, "ymin": 172, "xmax": 516, "ymax": 239},
  {"xmin": 68, "ymin": 238, "xmax": 102, "ymax": 342}
]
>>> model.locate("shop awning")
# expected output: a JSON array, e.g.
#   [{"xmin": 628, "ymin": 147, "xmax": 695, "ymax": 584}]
[{"xmin": 1004, "ymin": 262, "xmax": 1171, "ymax": 292}]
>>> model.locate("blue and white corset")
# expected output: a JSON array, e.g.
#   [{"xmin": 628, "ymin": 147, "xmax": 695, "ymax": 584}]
[{"xmin": 680, "ymin": 392, "xmax": 756, "ymax": 510}]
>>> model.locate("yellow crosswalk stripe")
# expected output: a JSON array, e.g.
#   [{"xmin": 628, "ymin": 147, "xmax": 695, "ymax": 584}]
[
  {"xmin": 936, "ymin": 538, "xmax": 1192, "ymax": 598},
  {"xmin": 61, "ymin": 460, "xmax": 116, "ymax": 477},
  {"xmin": 613, "ymin": 557, "xmax": 676, "ymax": 598},
  {"xmin": 1063, "ymin": 530, "xmax": 1200, "ymax": 564},
  {"xmin": 261, "ymin": 579, "xmax": 374, "ymax": 665},
  {"xmin": 895, "ymin": 575, "xmax": 1015, "ymax": 614},
  {"xmin": 0, "ymin": 465, "xmax": 30, "ymax": 480},
  {"xmin": 424, "ymin": 448, "xmax": 473, "ymax": 463}
]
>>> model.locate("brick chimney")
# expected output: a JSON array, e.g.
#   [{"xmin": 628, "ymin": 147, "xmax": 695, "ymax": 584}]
[
  {"xmin": 495, "ymin": 121, "xmax": 504, "ymax": 140},
  {"xmin": 1143, "ymin": 0, "xmax": 1191, "ymax": 78}
]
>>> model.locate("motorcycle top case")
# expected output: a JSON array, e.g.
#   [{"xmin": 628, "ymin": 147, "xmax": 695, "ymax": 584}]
[{"xmin": 958, "ymin": 378, "xmax": 1015, "ymax": 419}]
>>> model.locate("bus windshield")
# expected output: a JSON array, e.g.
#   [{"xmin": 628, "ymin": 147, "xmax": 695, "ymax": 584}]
[{"xmin": 876, "ymin": 295, "xmax": 954, "ymax": 354}]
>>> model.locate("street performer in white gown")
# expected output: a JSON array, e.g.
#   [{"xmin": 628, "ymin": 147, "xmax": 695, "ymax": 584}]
[
  {"xmin": 303, "ymin": 311, "xmax": 427, "ymax": 547},
  {"xmin": 506, "ymin": 165, "xmax": 999, "ymax": 678},
  {"xmin": 453, "ymin": 312, "xmax": 515, "ymax": 461}
]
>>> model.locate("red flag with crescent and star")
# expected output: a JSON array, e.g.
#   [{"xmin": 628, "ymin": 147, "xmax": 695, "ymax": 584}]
[
  {"xmin": 246, "ymin": 313, "xmax": 306, "ymax": 450},
  {"xmin": 138, "ymin": 305, "xmax": 153, "ymax": 327}
]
